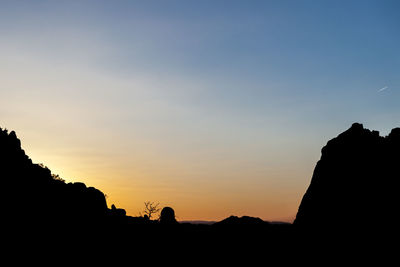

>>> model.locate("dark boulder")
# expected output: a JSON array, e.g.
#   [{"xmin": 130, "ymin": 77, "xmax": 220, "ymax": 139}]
[{"xmin": 159, "ymin": 207, "xmax": 178, "ymax": 224}]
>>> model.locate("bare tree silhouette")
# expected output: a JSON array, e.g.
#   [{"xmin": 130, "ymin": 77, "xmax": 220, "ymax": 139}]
[{"xmin": 141, "ymin": 201, "xmax": 161, "ymax": 220}]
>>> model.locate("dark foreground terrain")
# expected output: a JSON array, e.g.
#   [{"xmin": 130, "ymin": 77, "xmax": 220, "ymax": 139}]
[{"xmin": 2, "ymin": 123, "xmax": 398, "ymax": 260}]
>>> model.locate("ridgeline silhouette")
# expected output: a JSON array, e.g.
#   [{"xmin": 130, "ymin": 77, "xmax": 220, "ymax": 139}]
[{"xmin": 1, "ymin": 123, "xmax": 398, "ymax": 255}]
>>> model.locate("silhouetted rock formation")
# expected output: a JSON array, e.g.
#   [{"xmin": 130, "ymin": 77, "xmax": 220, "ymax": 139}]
[
  {"xmin": 294, "ymin": 123, "xmax": 400, "ymax": 233},
  {"xmin": 1, "ymin": 127, "xmax": 113, "ymax": 227},
  {"xmin": 159, "ymin": 207, "xmax": 178, "ymax": 224},
  {"xmin": 111, "ymin": 204, "xmax": 127, "ymax": 217}
]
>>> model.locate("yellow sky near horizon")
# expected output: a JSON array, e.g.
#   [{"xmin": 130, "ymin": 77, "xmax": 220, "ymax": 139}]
[{"xmin": 11, "ymin": 122, "xmax": 315, "ymax": 222}]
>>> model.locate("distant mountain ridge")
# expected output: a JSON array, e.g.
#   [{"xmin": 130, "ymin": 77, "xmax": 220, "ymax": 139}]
[
  {"xmin": 214, "ymin": 215, "xmax": 268, "ymax": 226},
  {"xmin": 180, "ymin": 220, "xmax": 217, "ymax": 225},
  {"xmin": 180, "ymin": 219, "xmax": 291, "ymax": 225}
]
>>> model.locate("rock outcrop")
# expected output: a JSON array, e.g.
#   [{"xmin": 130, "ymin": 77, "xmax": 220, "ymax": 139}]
[
  {"xmin": 159, "ymin": 207, "xmax": 178, "ymax": 224},
  {"xmin": 294, "ymin": 123, "xmax": 400, "ymax": 232},
  {"xmin": 0, "ymin": 127, "xmax": 110, "ymax": 226}
]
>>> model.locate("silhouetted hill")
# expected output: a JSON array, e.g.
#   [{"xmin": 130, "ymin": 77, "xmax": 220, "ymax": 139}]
[
  {"xmin": 0, "ymin": 127, "xmax": 125, "ymax": 228},
  {"xmin": 214, "ymin": 215, "xmax": 269, "ymax": 226},
  {"xmin": 294, "ymin": 123, "xmax": 400, "ymax": 234}
]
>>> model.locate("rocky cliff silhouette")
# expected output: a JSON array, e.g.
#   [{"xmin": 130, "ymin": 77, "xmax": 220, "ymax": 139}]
[
  {"xmin": 294, "ymin": 123, "xmax": 400, "ymax": 233},
  {"xmin": 0, "ymin": 127, "xmax": 123, "ymax": 227}
]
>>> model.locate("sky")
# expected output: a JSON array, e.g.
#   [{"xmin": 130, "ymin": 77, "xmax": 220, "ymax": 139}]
[{"xmin": 0, "ymin": 0, "xmax": 399, "ymax": 222}]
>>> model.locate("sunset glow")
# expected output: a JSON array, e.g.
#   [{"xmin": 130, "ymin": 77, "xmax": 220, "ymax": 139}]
[{"xmin": 1, "ymin": 0, "xmax": 399, "ymax": 221}]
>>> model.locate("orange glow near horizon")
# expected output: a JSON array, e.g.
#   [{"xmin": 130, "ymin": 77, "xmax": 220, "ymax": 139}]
[{"xmin": 18, "ymin": 127, "xmax": 312, "ymax": 222}]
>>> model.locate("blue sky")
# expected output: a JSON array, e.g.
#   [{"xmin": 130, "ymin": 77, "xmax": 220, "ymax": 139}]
[{"xmin": 0, "ymin": 0, "xmax": 399, "ymax": 220}]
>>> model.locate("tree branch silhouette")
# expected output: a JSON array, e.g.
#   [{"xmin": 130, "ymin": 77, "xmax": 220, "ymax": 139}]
[{"xmin": 142, "ymin": 201, "xmax": 161, "ymax": 220}]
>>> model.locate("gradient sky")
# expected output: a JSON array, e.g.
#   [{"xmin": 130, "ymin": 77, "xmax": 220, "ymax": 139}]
[{"xmin": 1, "ymin": 0, "xmax": 399, "ymax": 221}]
